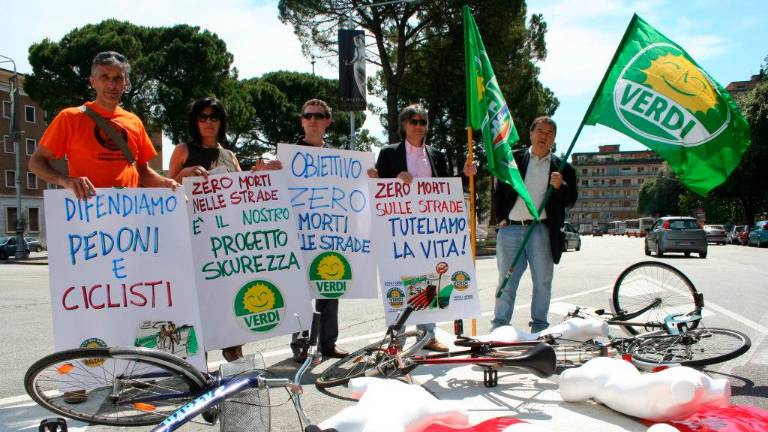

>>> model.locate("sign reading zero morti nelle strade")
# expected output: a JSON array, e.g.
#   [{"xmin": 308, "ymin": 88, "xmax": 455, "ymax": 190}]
[
  {"xmin": 277, "ymin": 144, "xmax": 378, "ymax": 300},
  {"xmin": 184, "ymin": 170, "xmax": 313, "ymax": 350},
  {"xmin": 44, "ymin": 188, "xmax": 206, "ymax": 370},
  {"xmin": 368, "ymin": 178, "xmax": 481, "ymax": 326}
]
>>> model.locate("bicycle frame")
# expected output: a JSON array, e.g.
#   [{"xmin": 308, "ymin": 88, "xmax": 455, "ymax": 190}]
[{"xmin": 151, "ymin": 312, "xmax": 321, "ymax": 432}]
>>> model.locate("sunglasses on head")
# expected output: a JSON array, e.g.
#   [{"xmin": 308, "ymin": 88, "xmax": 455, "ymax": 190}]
[
  {"xmin": 197, "ymin": 113, "xmax": 221, "ymax": 122},
  {"xmin": 302, "ymin": 112, "xmax": 328, "ymax": 120},
  {"xmin": 409, "ymin": 119, "xmax": 428, "ymax": 126}
]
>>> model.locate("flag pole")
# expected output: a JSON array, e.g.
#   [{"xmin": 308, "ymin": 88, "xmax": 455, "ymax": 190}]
[
  {"xmin": 468, "ymin": 126, "xmax": 477, "ymax": 335},
  {"xmin": 494, "ymin": 14, "xmax": 641, "ymax": 299}
]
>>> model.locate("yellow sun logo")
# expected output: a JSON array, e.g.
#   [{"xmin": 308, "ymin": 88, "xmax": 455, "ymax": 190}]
[
  {"xmin": 317, "ymin": 255, "xmax": 345, "ymax": 280},
  {"xmin": 642, "ymin": 54, "xmax": 718, "ymax": 114},
  {"xmin": 242, "ymin": 283, "xmax": 275, "ymax": 314}
]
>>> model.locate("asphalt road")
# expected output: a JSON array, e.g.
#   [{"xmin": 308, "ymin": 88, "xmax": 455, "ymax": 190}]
[{"xmin": 1, "ymin": 236, "xmax": 767, "ymax": 431}]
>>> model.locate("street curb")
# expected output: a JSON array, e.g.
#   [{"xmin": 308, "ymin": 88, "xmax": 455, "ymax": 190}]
[{"xmin": 1, "ymin": 258, "xmax": 48, "ymax": 266}]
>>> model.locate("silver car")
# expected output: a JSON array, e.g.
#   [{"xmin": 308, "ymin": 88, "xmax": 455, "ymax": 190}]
[
  {"xmin": 704, "ymin": 225, "xmax": 727, "ymax": 245},
  {"xmin": 562, "ymin": 222, "xmax": 581, "ymax": 251},
  {"xmin": 645, "ymin": 217, "xmax": 707, "ymax": 258}
]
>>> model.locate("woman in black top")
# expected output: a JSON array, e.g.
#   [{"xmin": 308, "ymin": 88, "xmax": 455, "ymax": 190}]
[{"xmin": 169, "ymin": 97, "xmax": 243, "ymax": 362}]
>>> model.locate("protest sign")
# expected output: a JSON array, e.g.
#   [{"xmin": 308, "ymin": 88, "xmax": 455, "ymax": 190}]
[
  {"xmin": 185, "ymin": 170, "xmax": 313, "ymax": 350},
  {"xmin": 369, "ymin": 178, "xmax": 481, "ymax": 325},
  {"xmin": 44, "ymin": 188, "xmax": 206, "ymax": 369},
  {"xmin": 277, "ymin": 144, "xmax": 377, "ymax": 299}
]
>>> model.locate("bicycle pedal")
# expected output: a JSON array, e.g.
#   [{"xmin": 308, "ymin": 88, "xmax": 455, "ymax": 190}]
[
  {"xmin": 39, "ymin": 418, "xmax": 67, "ymax": 432},
  {"xmin": 483, "ymin": 368, "xmax": 498, "ymax": 388}
]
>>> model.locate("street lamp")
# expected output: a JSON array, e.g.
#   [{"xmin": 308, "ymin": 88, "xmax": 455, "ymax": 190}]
[{"xmin": 0, "ymin": 54, "xmax": 28, "ymax": 259}]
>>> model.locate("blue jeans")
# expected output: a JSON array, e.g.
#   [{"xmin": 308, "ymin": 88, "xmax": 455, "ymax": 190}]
[
  {"xmin": 417, "ymin": 323, "xmax": 435, "ymax": 337},
  {"xmin": 492, "ymin": 223, "xmax": 554, "ymax": 333}
]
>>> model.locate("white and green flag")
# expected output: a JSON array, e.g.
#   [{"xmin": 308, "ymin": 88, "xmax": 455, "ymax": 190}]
[{"xmin": 584, "ymin": 14, "xmax": 751, "ymax": 196}]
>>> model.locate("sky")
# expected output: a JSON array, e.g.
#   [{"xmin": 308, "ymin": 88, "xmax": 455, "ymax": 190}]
[{"xmin": 1, "ymin": 0, "xmax": 765, "ymax": 168}]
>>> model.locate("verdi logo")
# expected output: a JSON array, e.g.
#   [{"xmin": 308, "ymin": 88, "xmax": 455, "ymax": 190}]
[
  {"xmin": 79, "ymin": 337, "xmax": 107, "ymax": 367},
  {"xmin": 450, "ymin": 271, "xmax": 471, "ymax": 292},
  {"xmin": 612, "ymin": 43, "xmax": 729, "ymax": 147},
  {"xmin": 386, "ymin": 287, "xmax": 405, "ymax": 309},
  {"xmin": 309, "ymin": 252, "xmax": 352, "ymax": 299},
  {"xmin": 234, "ymin": 280, "xmax": 285, "ymax": 333}
]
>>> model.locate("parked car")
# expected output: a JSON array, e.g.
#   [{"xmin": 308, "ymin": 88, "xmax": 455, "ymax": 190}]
[
  {"xmin": 25, "ymin": 237, "xmax": 43, "ymax": 252},
  {"xmin": 0, "ymin": 236, "xmax": 30, "ymax": 260},
  {"xmin": 704, "ymin": 225, "xmax": 727, "ymax": 245},
  {"xmin": 748, "ymin": 220, "xmax": 768, "ymax": 247},
  {"xmin": 562, "ymin": 222, "xmax": 581, "ymax": 251},
  {"xmin": 728, "ymin": 225, "xmax": 750, "ymax": 245},
  {"xmin": 592, "ymin": 226, "xmax": 606, "ymax": 236},
  {"xmin": 645, "ymin": 216, "xmax": 707, "ymax": 258}
]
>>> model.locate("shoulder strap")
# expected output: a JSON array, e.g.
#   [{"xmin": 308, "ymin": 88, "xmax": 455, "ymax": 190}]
[{"xmin": 80, "ymin": 105, "xmax": 135, "ymax": 164}]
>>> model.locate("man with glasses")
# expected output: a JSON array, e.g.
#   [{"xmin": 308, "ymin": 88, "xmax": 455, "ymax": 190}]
[
  {"xmin": 30, "ymin": 51, "xmax": 177, "ymax": 198},
  {"xmin": 491, "ymin": 116, "xmax": 577, "ymax": 333},
  {"xmin": 284, "ymin": 99, "xmax": 349, "ymax": 362},
  {"xmin": 368, "ymin": 103, "xmax": 475, "ymax": 352}
]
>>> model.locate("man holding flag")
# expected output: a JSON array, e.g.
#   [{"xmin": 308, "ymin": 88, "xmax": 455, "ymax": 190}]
[
  {"xmin": 492, "ymin": 117, "xmax": 577, "ymax": 332},
  {"xmin": 463, "ymin": 6, "xmax": 577, "ymax": 333}
]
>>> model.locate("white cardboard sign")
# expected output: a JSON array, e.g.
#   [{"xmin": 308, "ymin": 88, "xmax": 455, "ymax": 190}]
[
  {"xmin": 277, "ymin": 144, "xmax": 378, "ymax": 300},
  {"xmin": 184, "ymin": 170, "xmax": 313, "ymax": 350},
  {"xmin": 44, "ymin": 188, "xmax": 206, "ymax": 369},
  {"xmin": 368, "ymin": 178, "xmax": 481, "ymax": 325}
]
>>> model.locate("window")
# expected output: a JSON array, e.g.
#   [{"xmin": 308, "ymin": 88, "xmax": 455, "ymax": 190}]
[
  {"xmin": 5, "ymin": 170, "xmax": 15, "ymax": 188},
  {"xmin": 27, "ymin": 172, "xmax": 38, "ymax": 190},
  {"xmin": 25, "ymin": 105, "xmax": 35, "ymax": 123},
  {"xmin": 3, "ymin": 135, "xmax": 15, "ymax": 154},
  {"xmin": 2, "ymin": 101, "xmax": 10, "ymax": 119},
  {"xmin": 26, "ymin": 138, "xmax": 36, "ymax": 155},
  {"xmin": 6, "ymin": 207, "xmax": 17, "ymax": 232},
  {"xmin": 47, "ymin": 182, "xmax": 61, "ymax": 189},
  {"xmin": 28, "ymin": 208, "xmax": 40, "ymax": 232}
]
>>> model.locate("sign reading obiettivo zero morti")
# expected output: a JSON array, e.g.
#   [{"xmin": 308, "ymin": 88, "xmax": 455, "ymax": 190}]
[
  {"xmin": 184, "ymin": 171, "xmax": 312, "ymax": 349},
  {"xmin": 368, "ymin": 178, "xmax": 481, "ymax": 325},
  {"xmin": 277, "ymin": 144, "xmax": 377, "ymax": 299}
]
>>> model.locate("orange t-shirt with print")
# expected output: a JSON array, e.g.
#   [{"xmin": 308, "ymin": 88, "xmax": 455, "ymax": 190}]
[{"xmin": 39, "ymin": 101, "xmax": 157, "ymax": 188}]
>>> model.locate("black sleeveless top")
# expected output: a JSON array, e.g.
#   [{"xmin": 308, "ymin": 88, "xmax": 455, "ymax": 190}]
[{"xmin": 184, "ymin": 143, "xmax": 220, "ymax": 170}]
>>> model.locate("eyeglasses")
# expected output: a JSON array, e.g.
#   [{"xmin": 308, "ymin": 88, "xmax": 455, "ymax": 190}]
[
  {"xmin": 409, "ymin": 119, "xmax": 428, "ymax": 126},
  {"xmin": 302, "ymin": 112, "xmax": 328, "ymax": 120},
  {"xmin": 197, "ymin": 113, "xmax": 221, "ymax": 122}
]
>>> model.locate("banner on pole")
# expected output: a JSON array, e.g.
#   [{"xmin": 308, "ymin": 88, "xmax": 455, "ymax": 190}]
[{"xmin": 338, "ymin": 29, "xmax": 367, "ymax": 111}]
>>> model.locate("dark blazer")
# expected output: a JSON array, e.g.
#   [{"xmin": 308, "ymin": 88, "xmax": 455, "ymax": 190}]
[
  {"xmin": 375, "ymin": 140, "xmax": 448, "ymax": 178},
  {"xmin": 494, "ymin": 148, "xmax": 578, "ymax": 264}
]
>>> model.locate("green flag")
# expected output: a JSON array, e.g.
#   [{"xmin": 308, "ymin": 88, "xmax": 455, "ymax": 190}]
[
  {"xmin": 463, "ymin": 6, "xmax": 539, "ymax": 219},
  {"xmin": 584, "ymin": 14, "xmax": 751, "ymax": 196}
]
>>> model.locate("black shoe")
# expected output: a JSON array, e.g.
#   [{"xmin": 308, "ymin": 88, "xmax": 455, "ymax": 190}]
[
  {"xmin": 321, "ymin": 347, "xmax": 349, "ymax": 359},
  {"xmin": 292, "ymin": 351, "xmax": 308, "ymax": 364}
]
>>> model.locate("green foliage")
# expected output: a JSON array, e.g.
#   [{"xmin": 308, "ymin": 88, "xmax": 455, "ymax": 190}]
[
  {"xmin": 637, "ymin": 166, "xmax": 685, "ymax": 216},
  {"xmin": 708, "ymin": 63, "xmax": 768, "ymax": 224},
  {"xmin": 278, "ymin": 0, "xmax": 556, "ymax": 230},
  {"xmin": 25, "ymin": 19, "xmax": 233, "ymax": 144}
]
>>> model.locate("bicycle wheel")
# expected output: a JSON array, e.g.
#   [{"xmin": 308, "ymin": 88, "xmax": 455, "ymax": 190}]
[
  {"xmin": 315, "ymin": 329, "xmax": 429, "ymax": 389},
  {"xmin": 25, "ymin": 347, "xmax": 208, "ymax": 426},
  {"xmin": 219, "ymin": 353, "xmax": 270, "ymax": 432},
  {"xmin": 629, "ymin": 328, "xmax": 751, "ymax": 368},
  {"xmin": 611, "ymin": 261, "xmax": 702, "ymax": 335}
]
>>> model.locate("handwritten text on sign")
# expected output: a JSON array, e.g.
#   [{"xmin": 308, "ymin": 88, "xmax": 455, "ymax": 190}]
[
  {"xmin": 45, "ymin": 188, "xmax": 205, "ymax": 369},
  {"xmin": 278, "ymin": 145, "xmax": 377, "ymax": 299},
  {"xmin": 185, "ymin": 171, "xmax": 312, "ymax": 350},
  {"xmin": 369, "ymin": 178, "xmax": 480, "ymax": 326}
]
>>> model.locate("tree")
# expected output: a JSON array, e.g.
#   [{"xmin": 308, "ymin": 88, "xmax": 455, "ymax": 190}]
[
  {"xmin": 25, "ymin": 20, "xmax": 233, "ymax": 144},
  {"xmin": 708, "ymin": 59, "xmax": 768, "ymax": 225},
  {"xmin": 637, "ymin": 166, "xmax": 685, "ymax": 217}
]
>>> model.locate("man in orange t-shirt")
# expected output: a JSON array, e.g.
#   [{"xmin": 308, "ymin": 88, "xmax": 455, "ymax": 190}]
[{"xmin": 30, "ymin": 51, "xmax": 178, "ymax": 199}]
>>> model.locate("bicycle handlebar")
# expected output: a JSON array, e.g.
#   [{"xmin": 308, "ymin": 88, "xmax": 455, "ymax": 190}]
[
  {"xmin": 309, "ymin": 311, "xmax": 321, "ymax": 347},
  {"xmin": 392, "ymin": 305, "xmax": 414, "ymax": 332}
]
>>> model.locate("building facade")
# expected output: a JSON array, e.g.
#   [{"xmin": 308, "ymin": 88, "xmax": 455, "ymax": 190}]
[
  {"xmin": 568, "ymin": 144, "xmax": 664, "ymax": 233},
  {"xmin": 1, "ymin": 68, "xmax": 48, "ymax": 245},
  {"xmin": 0, "ymin": 68, "xmax": 162, "ymax": 248}
]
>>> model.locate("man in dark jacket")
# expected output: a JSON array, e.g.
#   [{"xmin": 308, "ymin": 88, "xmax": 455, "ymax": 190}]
[{"xmin": 492, "ymin": 116, "xmax": 577, "ymax": 333}]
